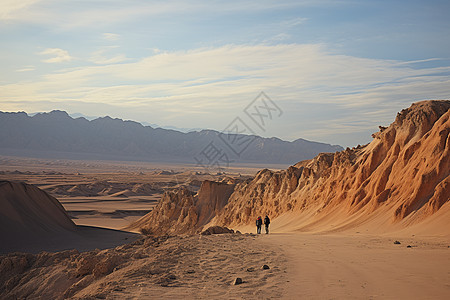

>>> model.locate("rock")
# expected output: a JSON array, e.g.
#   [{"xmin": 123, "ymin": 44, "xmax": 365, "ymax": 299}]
[
  {"xmin": 233, "ymin": 277, "xmax": 243, "ymax": 285},
  {"xmin": 407, "ymin": 245, "xmax": 412, "ymax": 248},
  {"xmin": 246, "ymin": 267, "xmax": 255, "ymax": 272},
  {"xmin": 262, "ymin": 264, "xmax": 270, "ymax": 270},
  {"xmin": 75, "ymin": 254, "xmax": 99, "ymax": 277},
  {"xmin": 157, "ymin": 274, "xmax": 177, "ymax": 287},
  {"xmin": 129, "ymin": 180, "xmax": 235, "ymax": 236},
  {"xmin": 200, "ymin": 226, "xmax": 234, "ymax": 235},
  {"xmin": 394, "ymin": 240, "xmax": 401, "ymax": 244},
  {"xmin": 93, "ymin": 254, "xmax": 123, "ymax": 278}
]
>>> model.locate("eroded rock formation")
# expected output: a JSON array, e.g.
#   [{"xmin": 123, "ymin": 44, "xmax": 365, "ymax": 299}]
[
  {"xmin": 133, "ymin": 100, "xmax": 450, "ymax": 234},
  {"xmin": 128, "ymin": 180, "xmax": 235, "ymax": 235}
]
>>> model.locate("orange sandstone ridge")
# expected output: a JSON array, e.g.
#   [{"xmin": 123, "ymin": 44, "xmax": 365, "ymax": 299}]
[
  {"xmin": 128, "ymin": 180, "xmax": 235, "ymax": 235},
  {"xmin": 131, "ymin": 100, "xmax": 450, "ymax": 235}
]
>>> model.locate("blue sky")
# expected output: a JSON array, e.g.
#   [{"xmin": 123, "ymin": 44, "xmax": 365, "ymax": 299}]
[{"xmin": 1, "ymin": 0, "xmax": 449, "ymax": 146}]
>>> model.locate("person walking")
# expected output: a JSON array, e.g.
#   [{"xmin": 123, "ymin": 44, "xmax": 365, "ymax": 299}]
[
  {"xmin": 264, "ymin": 215, "xmax": 270, "ymax": 234},
  {"xmin": 256, "ymin": 216, "xmax": 263, "ymax": 234}
]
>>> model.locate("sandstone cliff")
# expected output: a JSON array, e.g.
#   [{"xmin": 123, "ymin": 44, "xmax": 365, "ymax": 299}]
[
  {"xmin": 133, "ymin": 100, "xmax": 450, "ymax": 235},
  {"xmin": 128, "ymin": 180, "xmax": 235, "ymax": 235}
]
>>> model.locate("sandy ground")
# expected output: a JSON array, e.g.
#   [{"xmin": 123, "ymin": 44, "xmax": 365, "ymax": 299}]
[
  {"xmin": 260, "ymin": 233, "xmax": 450, "ymax": 300},
  {"xmin": 3, "ymin": 231, "xmax": 448, "ymax": 299},
  {"xmin": 1, "ymin": 234, "xmax": 287, "ymax": 299},
  {"xmin": 0, "ymin": 225, "xmax": 139, "ymax": 255},
  {"xmin": 60, "ymin": 196, "xmax": 159, "ymax": 230},
  {"xmin": 105, "ymin": 234, "xmax": 286, "ymax": 299}
]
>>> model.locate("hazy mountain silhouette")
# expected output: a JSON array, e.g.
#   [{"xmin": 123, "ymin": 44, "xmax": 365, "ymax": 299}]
[{"xmin": 0, "ymin": 110, "xmax": 343, "ymax": 164}]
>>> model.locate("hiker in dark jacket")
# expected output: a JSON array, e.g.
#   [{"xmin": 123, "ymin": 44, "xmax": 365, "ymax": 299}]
[
  {"xmin": 256, "ymin": 216, "xmax": 263, "ymax": 234},
  {"xmin": 264, "ymin": 215, "xmax": 270, "ymax": 234}
]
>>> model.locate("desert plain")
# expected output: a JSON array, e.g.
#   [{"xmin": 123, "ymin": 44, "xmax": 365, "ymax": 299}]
[{"xmin": 1, "ymin": 152, "xmax": 448, "ymax": 299}]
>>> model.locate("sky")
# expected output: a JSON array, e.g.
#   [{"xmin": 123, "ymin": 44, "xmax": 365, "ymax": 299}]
[{"xmin": 1, "ymin": 0, "xmax": 449, "ymax": 147}]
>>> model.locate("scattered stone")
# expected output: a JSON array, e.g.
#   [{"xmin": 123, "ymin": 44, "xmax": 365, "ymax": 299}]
[
  {"xmin": 262, "ymin": 264, "xmax": 270, "ymax": 270},
  {"xmin": 394, "ymin": 240, "xmax": 401, "ymax": 244},
  {"xmin": 157, "ymin": 274, "xmax": 176, "ymax": 287},
  {"xmin": 233, "ymin": 277, "xmax": 243, "ymax": 285},
  {"xmin": 93, "ymin": 254, "xmax": 124, "ymax": 278},
  {"xmin": 167, "ymin": 274, "xmax": 177, "ymax": 280},
  {"xmin": 246, "ymin": 267, "xmax": 255, "ymax": 272},
  {"xmin": 200, "ymin": 226, "xmax": 234, "ymax": 235},
  {"xmin": 75, "ymin": 254, "xmax": 100, "ymax": 277},
  {"xmin": 407, "ymin": 245, "xmax": 412, "ymax": 248}
]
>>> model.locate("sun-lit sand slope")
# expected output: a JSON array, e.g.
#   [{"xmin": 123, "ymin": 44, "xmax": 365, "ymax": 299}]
[{"xmin": 132, "ymin": 100, "xmax": 450, "ymax": 236}]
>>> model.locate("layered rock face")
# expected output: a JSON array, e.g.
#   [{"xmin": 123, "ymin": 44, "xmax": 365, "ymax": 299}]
[
  {"xmin": 134, "ymin": 100, "xmax": 449, "ymax": 234},
  {"xmin": 210, "ymin": 100, "xmax": 449, "ymax": 231}
]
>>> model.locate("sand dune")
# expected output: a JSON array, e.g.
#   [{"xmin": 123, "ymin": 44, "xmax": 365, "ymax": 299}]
[
  {"xmin": 0, "ymin": 180, "xmax": 77, "ymax": 238},
  {"xmin": 0, "ymin": 181, "xmax": 138, "ymax": 254}
]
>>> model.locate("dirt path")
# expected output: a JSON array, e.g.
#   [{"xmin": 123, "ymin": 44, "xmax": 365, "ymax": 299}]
[
  {"xmin": 1, "ymin": 234, "xmax": 287, "ymax": 299},
  {"xmin": 260, "ymin": 233, "xmax": 450, "ymax": 299}
]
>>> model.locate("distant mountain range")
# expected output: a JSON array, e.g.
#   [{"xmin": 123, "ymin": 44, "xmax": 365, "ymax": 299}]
[
  {"xmin": 0, "ymin": 110, "xmax": 343, "ymax": 165},
  {"xmin": 31, "ymin": 112, "xmax": 202, "ymax": 132}
]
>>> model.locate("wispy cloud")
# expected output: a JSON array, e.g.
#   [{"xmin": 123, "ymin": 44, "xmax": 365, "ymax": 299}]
[
  {"xmin": 3, "ymin": 43, "xmax": 449, "ymax": 146},
  {"xmin": 90, "ymin": 49, "xmax": 128, "ymax": 64},
  {"xmin": 102, "ymin": 33, "xmax": 120, "ymax": 41},
  {"xmin": 280, "ymin": 17, "xmax": 308, "ymax": 28},
  {"xmin": 16, "ymin": 66, "xmax": 35, "ymax": 72},
  {"xmin": 2, "ymin": 0, "xmax": 344, "ymax": 27},
  {"xmin": 39, "ymin": 48, "xmax": 73, "ymax": 63},
  {"xmin": 0, "ymin": 0, "xmax": 41, "ymax": 20}
]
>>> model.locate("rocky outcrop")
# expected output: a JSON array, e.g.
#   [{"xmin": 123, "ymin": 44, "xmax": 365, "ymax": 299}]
[
  {"xmin": 133, "ymin": 100, "xmax": 450, "ymax": 234},
  {"xmin": 200, "ymin": 226, "xmax": 235, "ymax": 235},
  {"xmin": 210, "ymin": 100, "xmax": 449, "ymax": 231},
  {"xmin": 129, "ymin": 180, "xmax": 235, "ymax": 235}
]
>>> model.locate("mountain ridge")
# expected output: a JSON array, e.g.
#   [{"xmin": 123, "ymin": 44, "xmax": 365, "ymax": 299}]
[{"xmin": 0, "ymin": 110, "xmax": 343, "ymax": 164}]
